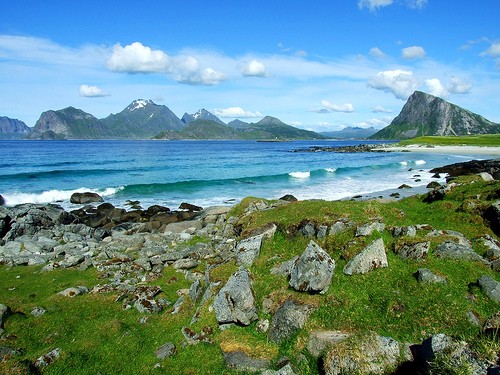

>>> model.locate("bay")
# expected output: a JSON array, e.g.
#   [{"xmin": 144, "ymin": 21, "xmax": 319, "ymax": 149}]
[{"xmin": 0, "ymin": 139, "xmax": 494, "ymax": 210}]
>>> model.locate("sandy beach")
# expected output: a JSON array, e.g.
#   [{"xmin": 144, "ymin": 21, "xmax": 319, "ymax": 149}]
[{"xmin": 374, "ymin": 144, "xmax": 500, "ymax": 155}]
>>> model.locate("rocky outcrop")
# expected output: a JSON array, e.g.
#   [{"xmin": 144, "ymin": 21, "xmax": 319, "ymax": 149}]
[
  {"xmin": 269, "ymin": 300, "xmax": 312, "ymax": 344},
  {"xmin": 70, "ymin": 192, "xmax": 104, "ymax": 204},
  {"xmin": 0, "ymin": 116, "xmax": 31, "ymax": 139},
  {"xmin": 430, "ymin": 159, "xmax": 500, "ymax": 181},
  {"xmin": 343, "ymin": 238, "xmax": 388, "ymax": 275}
]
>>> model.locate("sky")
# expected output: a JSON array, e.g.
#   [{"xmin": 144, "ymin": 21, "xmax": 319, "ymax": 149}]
[{"xmin": 0, "ymin": 0, "xmax": 499, "ymax": 131}]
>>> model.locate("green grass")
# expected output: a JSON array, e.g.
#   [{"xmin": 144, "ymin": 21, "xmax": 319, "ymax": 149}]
[
  {"xmin": 1, "ymin": 176, "xmax": 500, "ymax": 373},
  {"xmin": 398, "ymin": 134, "xmax": 500, "ymax": 147}
]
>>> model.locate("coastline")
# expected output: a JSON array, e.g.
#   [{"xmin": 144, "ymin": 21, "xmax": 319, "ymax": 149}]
[{"xmin": 374, "ymin": 144, "xmax": 500, "ymax": 156}]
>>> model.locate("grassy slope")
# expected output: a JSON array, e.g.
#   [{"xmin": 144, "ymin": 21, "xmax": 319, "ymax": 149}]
[
  {"xmin": 398, "ymin": 134, "xmax": 500, "ymax": 147},
  {"xmin": 1, "ymin": 176, "xmax": 499, "ymax": 374}
]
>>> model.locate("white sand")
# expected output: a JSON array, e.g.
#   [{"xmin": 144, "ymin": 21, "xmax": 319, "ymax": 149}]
[{"xmin": 374, "ymin": 144, "xmax": 500, "ymax": 156}]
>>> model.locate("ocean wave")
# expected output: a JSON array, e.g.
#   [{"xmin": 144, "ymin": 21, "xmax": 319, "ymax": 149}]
[
  {"xmin": 3, "ymin": 187, "xmax": 123, "ymax": 206},
  {"xmin": 415, "ymin": 160, "xmax": 427, "ymax": 165},
  {"xmin": 288, "ymin": 171, "xmax": 311, "ymax": 179},
  {"xmin": 324, "ymin": 168, "xmax": 337, "ymax": 173}
]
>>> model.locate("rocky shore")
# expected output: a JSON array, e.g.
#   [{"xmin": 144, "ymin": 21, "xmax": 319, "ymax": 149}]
[{"xmin": 1, "ymin": 159, "xmax": 500, "ymax": 373}]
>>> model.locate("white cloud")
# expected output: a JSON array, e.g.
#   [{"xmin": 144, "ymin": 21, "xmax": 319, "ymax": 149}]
[
  {"xmin": 241, "ymin": 60, "xmax": 267, "ymax": 77},
  {"xmin": 447, "ymin": 76, "xmax": 471, "ymax": 94},
  {"xmin": 368, "ymin": 70, "xmax": 418, "ymax": 100},
  {"xmin": 106, "ymin": 42, "xmax": 226, "ymax": 85},
  {"xmin": 317, "ymin": 100, "xmax": 355, "ymax": 113},
  {"xmin": 356, "ymin": 117, "xmax": 393, "ymax": 129},
  {"xmin": 371, "ymin": 106, "xmax": 393, "ymax": 113},
  {"xmin": 480, "ymin": 42, "xmax": 500, "ymax": 57},
  {"xmin": 401, "ymin": 46, "xmax": 426, "ymax": 60},
  {"xmin": 358, "ymin": 0, "xmax": 393, "ymax": 11},
  {"xmin": 107, "ymin": 42, "xmax": 171, "ymax": 73},
  {"xmin": 424, "ymin": 78, "xmax": 448, "ymax": 98},
  {"xmin": 213, "ymin": 107, "xmax": 263, "ymax": 118},
  {"xmin": 406, "ymin": 0, "xmax": 427, "ymax": 8},
  {"xmin": 79, "ymin": 84, "xmax": 109, "ymax": 97},
  {"xmin": 369, "ymin": 47, "xmax": 387, "ymax": 58}
]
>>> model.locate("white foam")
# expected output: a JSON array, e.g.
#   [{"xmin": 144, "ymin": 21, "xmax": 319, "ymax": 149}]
[
  {"xmin": 289, "ymin": 171, "xmax": 310, "ymax": 179},
  {"xmin": 415, "ymin": 160, "xmax": 427, "ymax": 165},
  {"xmin": 325, "ymin": 168, "xmax": 337, "ymax": 173},
  {"xmin": 3, "ymin": 186, "xmax": 123, "ymax": 206},
  {"xmin": 399, "ymin": 161, "xmax": 408, "ymax": 166}
]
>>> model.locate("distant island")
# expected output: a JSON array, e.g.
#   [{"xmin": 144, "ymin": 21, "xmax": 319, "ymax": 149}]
[{"xmin": 1, "ymin": 91, "xmax": 499, "ymax": 140}]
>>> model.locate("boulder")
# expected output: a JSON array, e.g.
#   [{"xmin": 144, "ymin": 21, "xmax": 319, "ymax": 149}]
[
  {"xmin": 484, "ymin": 201, "xmax": 500, "ymax": 236},
  {"xmin": 415, "ymin": 268, "xmax": 447, "ymax": 283},
  {"xmin": 355, "ymin": 222, "xmax": 385, "ymax": 237},
  {"xmin": 269, "ymin": 300, "xmax": 311, "ymax": 344},
  {"xmin": 34, "ymin": 348, "xmax": 61, "ymax": 368},
  {"xmin": 344, "ymin": 238, "xmax": 388, "ymax": 275},
  {"xmin": 155, "ymin": 342, "xmax": 177, "ymax": 360},
  {"xmin": 58, "ymin": 286, "xmax": 89, "ymax": 297},
  {"xmin": 223, "ymin": 350, "xmax": 270, "ymax": 373},
  {"xmin": 213, "ymin": 268, "xmax": 258, "ymax": 326},
  {"xmin": 179, "ymin": 202, "xmax": 203, "ymax": 212},
  {"xmin": 392, "ymin": 226, "xmax": 416, "ymax": 237},
  {"xmin": 0, "ymin": 304, "xmax": 11, "ymax": 328},
  {"xmin": 397, "ymin": 241, "xmax": 430, "ymax": 260},
  {"xmin": 478, "ymin": 275, "xmax": 500, "ymax": 303},
  {"xmin": 435, "ymin": 241, "xmax": 485, "ymax": 263},
  {"xmin": 307, "ymin": 330, "xmax": 350, "ymax": 357},
  {"xmin": 323, "ymin": 332, "xmax": 400, "ymax": 375},
  {"xmin": 0, "ymin": 194, "xmax": 4, "ymax": 206},
  {"xmin": 70, "ymin": 192, "xmax": 103, "ymax": 204},
  {"xmin": 235, "ymin": 235, "xmax": 263, "ymax": 267},
  {"xmin": 479, "ymin": 234, "xmax": 500, "ymax": 260},
  {"xmin": 279, "ymin": 194, "xmax": 298, "ymax": 202},
  {"xmin": 289, "ymin": 241, "xmax": 335, "ymax": 294},
  {"xmin": 329, "ymin": 219, "xmax": 354, "ymax": 236}
]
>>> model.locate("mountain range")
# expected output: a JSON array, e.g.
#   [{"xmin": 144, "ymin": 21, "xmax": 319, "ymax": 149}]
[{"xmin": 2, "ymin": 91, "xmax": 499, "ymax": 140}]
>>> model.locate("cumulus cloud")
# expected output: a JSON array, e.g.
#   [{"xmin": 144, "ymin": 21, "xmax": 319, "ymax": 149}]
[
  {"xmin": 369, "ymin": 47, "xmax": 387, "ymax": 58},
  {"xmin": 358, "ymin": 0, "xmax": 393, "ymax": 11},
  {"xmin": 106, "ymin": 42, "xmax": 226, "ymax": 85},
  {"xmin": 480, "ymin": 42, "xmax": 500, "ymax": 57},
  {"xmin": 447, "ymin": 76, "xmax": 471, "ymax": 94},
  {"xmin": 401, "ymin": 46, "xmax": 426, "ymax": 60},
  {"xmin": 371, "ymin": 106, "xmax": 393, "ymax": 113},
  {"xmin": 368, "ymin": 70, "xmax": 418, "ymax": 100},
  {"xmin": 356, "ymin": 117, "xmax": 392, "ymax": 129},
  {"xmin": 79, "ymin": 84, "xmax": 109, "ymax": 98},
  {"xmin": 241, "ymin": 59, "xmax": 267, "ymax": 77},
  {"xmin": 424, "ymin": 78, "xmax": 448, "ymax": 98},
  {"xmin": 314, "ymin": 101, "xmax": 355, "ymax": 113},
  {"xmin": 213, "ymin": 107, "xmax": 263, "ymax": 118}
]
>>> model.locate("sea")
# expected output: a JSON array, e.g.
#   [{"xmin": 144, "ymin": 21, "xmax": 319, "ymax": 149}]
[{"xmin": 1, "ymin": 139, "xmax": 497, "ymax": 211}]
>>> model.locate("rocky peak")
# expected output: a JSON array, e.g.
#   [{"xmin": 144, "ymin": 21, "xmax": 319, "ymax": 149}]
[
  {"xmin": 181, "ymin": 108, "xmax": 224, "ymax": 125},
  {"xmin": 127, "ymin": 99, "xmax": 155, "ymax": 112},
  {"xmin": 370, "ymin": 91, "xmax": 500, "ymax": 139},
  {"xmin": 0, "ymin": 116, "xmax": 31, "ymax": 138}
]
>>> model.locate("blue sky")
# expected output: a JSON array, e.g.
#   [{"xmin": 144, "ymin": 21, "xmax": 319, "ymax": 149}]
[{"xmin": 1, "ymin": 0, "xmax": 499, "ymax": 131}]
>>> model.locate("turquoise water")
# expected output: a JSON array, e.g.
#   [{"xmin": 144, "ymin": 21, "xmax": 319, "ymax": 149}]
[{"xmin": 0, "ymin": 140, "xmax": 494, "ymax": 209}]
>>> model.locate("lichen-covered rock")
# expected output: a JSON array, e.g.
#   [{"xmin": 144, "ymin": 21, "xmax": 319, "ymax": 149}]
[
  {"xmin": 435, "ymin": 241, "xmax": 485, "ymax": 263},
  {"xmin": 213, "ymin": 268, "xmax": 258, "ymax": 326},
  {"xmin": 58, "ymin": 286, "xmax": 89, "ymax": 297},
  {"xmin": 478, "ymin": 275, "xmax": 500, "ymax": 303},
  {"xmin": 289, "ymin": 241, "xmax": 335, "ymax": 294},
  {"xmin": 323, "ymin": 332, "xmax": 400, "ymax": 375},
  {"xmin": 269, "ymin": 300, "xmax": 311, "ymax": 344},
  {"xmin": 355, "ymin": 222, "xmax": 385, "ymax": 237},
  {"xmin": 155, "ymin": 342, "xmax": 177, "ymax": 360},
  {"xmin": 235, "ymin": 235, "xmax": 263, "ymax": 267},
  {"xmin": 415, "ymin": 268, "xmax": 447, "ymax": 283},
  {"xmin": 223, "ymin": 350, "xmax": 270, "ymax": 373},
  {"xmin": 307, "ymin": 330, "xmax": 350, "ymax": 357},
  {"xmin": 344, "ymin": 238, "xmax": 388, "ymax": 275},
  {"xmin": 0, "ymin": 304, "xmax": 11, "ymax": 327},
  {"xmin": 397, "ymin": 241, "xmax": 430, "ymax": 260}
]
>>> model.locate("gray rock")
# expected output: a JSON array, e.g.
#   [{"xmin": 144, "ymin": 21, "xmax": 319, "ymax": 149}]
[
  {"xmin": 31, "ymin": 307, "xmax": 47, "ymax": 317},
  {"xmin": 189, "ymin": 279, "xmax": 204, "ymax": 303},
  {"xmin": 480, "ymin": 234, "xmax": 500, "ymax": 260},
  {"xmin": 329, "ymin": 219, "xmax": 354, "ymax": 236},
  {"xmin": 270, "ymin": 256, "xmax": 298, "ymax": 277},
  {"xmin": 397, "ymin": 241, "xmax": 430, "ymax": 260},
  {"xmin": 223, "ymin": 350, "xmax": 270, "ymax": 373},
  {"xmin": 419, "ymin": 333, "xmax": 453, "ymax": 362},
  {"xmin": 256, "ymin": 319, "xmax": 270, "ymax": 333},
  {"xmin": 355, "ymin": 222, "xmax": 385, "ymax": 237},
  {"xmin": 171, "ymin": 296, "xmax": 184, "ymax": 315},
  {"xmin": 35, "ymin": 347, "xmax": 61, "ymax": 368},
  {"xmin": 289, "ymin": 241, "xmax": 335, "ymax": 294},
  {"xmin": 0, "ymin": 304, "xmax": 11, "ymax": 327},
  {"xmin": 478, "ymin": 172, "xmax": 494, "ymax": 181},
  {"xmin": 392, "ymin": 226, "xmax": 417, "ymax": 237},
  {"xmin": 262, "ymin": 363, "xmax": 296, "ymax": 375},
  {"xmin": 70, "ymin": 192, "xmax": 103, "ymax": 204},
  {"xmin": 478, "ymin": 275, "xmax": 500, "ymax": 303},
  {"xmin": 435, "ymin": 241, "xmax": 486, "ymax": 263},
  {"xmin": 323, "ymin": 332, "xmax": 400, "ymax": 375},
  {"xmin": 483, "ymin": 311, "xmax": 500, "ymax": 334},
  {"xmin": 173, "ymin": 258, "xmax": 199, "ymax": 270},
  {"xmin": 316, "ymin": 225, "xmax": 328, "ymax": 239},
  {"xmin": 155, "ymin": 342, "xmax": 177, "ymax": 360},
  {"xmin": 58, "ymin": 286, "xmax": 89, "ymax": 297},
  {"xmin": 415, "ymin": 268, "xmax": 447, "ymax": 283},
  {"xmin": 0, "ymin": 346, "xmax": 19, "ymax": 361},
  {"xmin": 344, "ymin": 238, "xmax": 388, "ymax": 275},
  {"xmin": 213, "ymin": 268, "xmax": 258, "ymax": 326},
  {"xmin": 235, "ymin": 235, "xmax": 263, "ymax": 267},
  {"xmin": 307, "ymin": 330, "xmax": 350, "ymax": 357},
  {"xmin": 58, "ymin": 254, "xmax": 85, "ymax": 268},
  {"xmin": 134, "ymin": 297, "xmax": 163, "ymax": 314},
  {"xmin": 269, "ymin": 300, "xmax": 311, "ymax": 344},
  {"xmin": 300, "ymin": 222, "xmax": 316, "ymax": 238}
]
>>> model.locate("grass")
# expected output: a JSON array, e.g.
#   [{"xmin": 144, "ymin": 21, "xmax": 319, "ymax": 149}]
[
  {"xmin": 1, "ymin": 176, "xmax": 500, "ymax": 373},
  {"xmin": 398, "ymin": 134, "xmax": 500, "ymax": 147}
]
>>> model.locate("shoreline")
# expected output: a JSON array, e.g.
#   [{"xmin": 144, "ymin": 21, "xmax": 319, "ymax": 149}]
[{"xmin": 373, "ymin": 144, "xmax": 500, "ymax": 155}]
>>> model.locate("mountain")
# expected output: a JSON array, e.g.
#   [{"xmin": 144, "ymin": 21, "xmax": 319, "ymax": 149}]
[
  {"xmin": 181, "ymin": 109, "xmax": 225, "ymax": 125},
  {"xmin": 243, "ymin": 116, "xmax": 325, "ymax": 140},
  {"xmin": 0, "ymin": 116, "xmax": 31, "ymax": 139},
  {"xmin": 227, "ymin": 119, "xmax": 250, "ymax": 130},
  {"xmin": 320, "ymin": 126, "xmax": 377, "ymax": 139},
  {"xmin": 29, "ymin": 107, "xmax": 109, "ymax": 140},
  {"xmin": 370, "ymin": 91, "xmax": 500, "ymax": 140},
  {"xmin": 177, "ymin": 119, "xmax": 241, "ymax": 139},
  {"xmin": 101, "ymin": 99, "xmax": 185, "ymax": 138}
]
